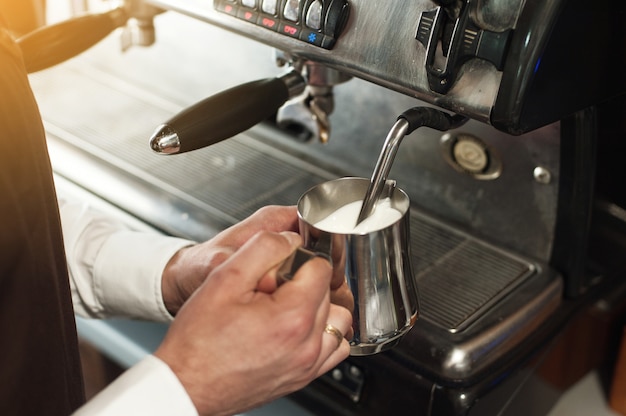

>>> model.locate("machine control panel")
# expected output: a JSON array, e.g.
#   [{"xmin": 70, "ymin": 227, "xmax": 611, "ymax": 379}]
[
  {"xmin": 143, "ymin": 0, "xmax": 609, "ymax": 134},
  {"xmin": 214, "ymin": 0, "xmax": 350, "ymax": 49}
]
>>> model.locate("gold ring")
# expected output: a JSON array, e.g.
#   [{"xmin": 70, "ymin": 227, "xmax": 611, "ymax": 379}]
[{"xmin": 324, "ymin": 323, "xmax": 343, "ymax": 349}]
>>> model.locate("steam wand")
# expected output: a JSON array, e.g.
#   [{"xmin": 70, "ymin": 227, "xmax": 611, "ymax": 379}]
[{"xmin": 356, "ymin": 107, "xmax": 468, "ymax": 225}]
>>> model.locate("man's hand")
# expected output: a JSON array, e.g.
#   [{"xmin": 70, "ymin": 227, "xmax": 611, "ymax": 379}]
[
  {"xmin": 155, "ymin": 231, "xmax": 352, "ymax": 416},
  {"xmin": 161, "ymin": 205, "xmax": 354, "ymax": 316},
  {"xmin": 161, "ymin": 205, "xmax": 298, "ymax": 315}
]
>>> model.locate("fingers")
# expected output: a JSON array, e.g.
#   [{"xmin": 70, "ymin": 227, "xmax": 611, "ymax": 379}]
[
  {"xmin": 212, "ymin": 205, "xmax": 298, "ymax": 248},
  {"xmin": 273, "ymin": 254, "xmax": 333, "ymax": 311},
  {"xmin": 315, "ymin": 303, "xmax": 352, "ymax": 376},
  {"xmin": 208, "ymin": 230, "xmax": 302, "ymax": 299},
  {"xmin": 254, "ymin": 239, "xmax": 353, "ymax": 371},
  {"xmin": 280, "ymin": 257, "xmax": 352, "ymax": 377},
  {"xmin": 248, "ymin": 205, "xmax": 298, "ymax": 233},
  {"xmin": 272, "ymin": 245, "xmax": 352, "ymax": 373}
]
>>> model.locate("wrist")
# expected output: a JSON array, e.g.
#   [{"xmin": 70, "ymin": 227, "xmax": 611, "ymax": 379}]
[
  {"xmin": 161, "ymin": 246, "xmax": 191, "ymax": 316},
  {"xmin": 161, "ymin": 243, "xmax": 236, "ymax": 316}
]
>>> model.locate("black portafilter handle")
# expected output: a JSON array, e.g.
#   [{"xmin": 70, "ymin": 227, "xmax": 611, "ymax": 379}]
[
  {"xmin": 149, "ymin": 71, "xmax": 306, "ymax": 155},
  {"xmin": 17, "ymin": 8, "xmax": 129, "ymax": 74}
]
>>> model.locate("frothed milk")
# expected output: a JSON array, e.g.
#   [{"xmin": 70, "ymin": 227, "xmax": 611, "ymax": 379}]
[{"xmin": 313, "ymin": 197, "xmax": 402, "ymax": 234}]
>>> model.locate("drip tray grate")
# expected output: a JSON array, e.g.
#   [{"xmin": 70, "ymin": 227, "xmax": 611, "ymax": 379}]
[{"xmin": 411, "ymin": 219, "xmax": 534, "ymax": 331}]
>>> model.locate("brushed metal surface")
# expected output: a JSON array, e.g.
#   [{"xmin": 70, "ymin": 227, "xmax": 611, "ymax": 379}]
[{"xmin": 143, "ymin": 0, "xmax": 525, "ymax": 123}]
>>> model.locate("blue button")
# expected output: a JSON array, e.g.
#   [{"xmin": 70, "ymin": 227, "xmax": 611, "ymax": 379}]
[{"xmin": 299, "ymin": 28, "xmax": 323, "ymax": 47}]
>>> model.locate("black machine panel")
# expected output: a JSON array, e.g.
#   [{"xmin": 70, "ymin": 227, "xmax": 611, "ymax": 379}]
[{"xmin": 214, "ymin": 0, "xmax": 350, "ymax": 49}]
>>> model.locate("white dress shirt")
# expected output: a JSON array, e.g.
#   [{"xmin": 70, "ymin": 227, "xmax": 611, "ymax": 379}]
[{"xmin": 59, "ymin": 198, "xmax": 198, "ymax": 415}]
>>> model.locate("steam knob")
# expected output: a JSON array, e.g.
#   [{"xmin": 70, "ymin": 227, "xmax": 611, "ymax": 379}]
[{"xmin": 415, "ymin": 1, "xmax": 512, "ymax": 93}]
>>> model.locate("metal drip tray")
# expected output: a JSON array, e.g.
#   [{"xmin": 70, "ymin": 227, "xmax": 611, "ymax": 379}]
[{"xmin": 411, "ymin": 219, "xmax": 535, "ymax": 333}]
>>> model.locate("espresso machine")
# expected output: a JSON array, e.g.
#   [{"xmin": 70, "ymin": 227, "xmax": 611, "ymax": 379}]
[{"xmin": 24, "ymin": 0, "xmax": 626, "ymax": 414}]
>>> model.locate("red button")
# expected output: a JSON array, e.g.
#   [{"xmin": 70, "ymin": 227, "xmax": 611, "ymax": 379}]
[
  {"xmin": 237, "ymin": 8, "xmax": 258, "ymax": 23},
  {"xmin": 260, "ymin": 17, "xmax": 279, "ymax": 31},
  {"xmin": 280, "ymin": 23, "xmax": 300, "ymax": 38},
  {"xmin": 215, "ymin": 1, "xmax": 238, "ymax": 16}
]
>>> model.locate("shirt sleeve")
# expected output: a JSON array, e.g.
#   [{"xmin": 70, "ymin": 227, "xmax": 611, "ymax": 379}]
[
  {"xmin": 72, "ymin": 355, "xmax": 198, "ymax": 415},
  {"xmin": 58, "ymin": 197, "xmax": 195, "ymax": 322}
]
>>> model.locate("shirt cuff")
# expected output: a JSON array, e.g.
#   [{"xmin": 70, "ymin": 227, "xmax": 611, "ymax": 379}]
[
  {"xmin": 73, "ymin": 355, "xmax": 198, "ymax": 415},
  {"xmin": 93, "ymin": 231, "xmax": 193, "ymax": 322}
]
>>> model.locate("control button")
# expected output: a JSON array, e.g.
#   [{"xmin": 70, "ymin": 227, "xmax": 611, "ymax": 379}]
[
  {"xmin": 215, "ymin": 0, "xmax": 239, "ymax": 16},
  {"xmin": 349, "ymin": 365, "xmax": 362, "ymax": 378},
  {"xmin": 305, "ymin": 0, "xmax": 323, "ymax": 30},
  {"xmin": 237, "ymin": 7, "xmax": 258, "ymax": 23},
  {"xmin": 259, "ymin": 15, "xmax": 279, "ymax": 31},
  {"xmin": 331, "ymin": 368, "xmax": 343, "ymax": 381},
  {"xmin": 214, "ymin": 0, "xmax": 350, "ymax": 50},
  {"xmin": 261, "ymin": 0, "xmax": 278, "ymax": 15},
  {"xmin": 320, "ymin": 361, "xmax": 365, "ymax": 403},
  {"xmin": 299, "ymin": 28, "xmax": 324, "ymax": 47},
  {"xmin": 279, "ymin": 22, "xmax": 300, "ymax": 38},
  {"xmin": 283, "ymin": 0, "xmax": 301, "ymax": 22}
]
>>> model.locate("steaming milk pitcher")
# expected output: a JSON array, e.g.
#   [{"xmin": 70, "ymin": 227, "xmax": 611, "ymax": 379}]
[{"xmin": 296, "ymin": 177, "xmax": 419, "ymax": 356}]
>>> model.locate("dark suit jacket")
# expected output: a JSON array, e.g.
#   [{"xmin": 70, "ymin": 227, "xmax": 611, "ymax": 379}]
[{"xmin": 0, "ymin": 21, "xmax": 84, "ymax": 415}]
